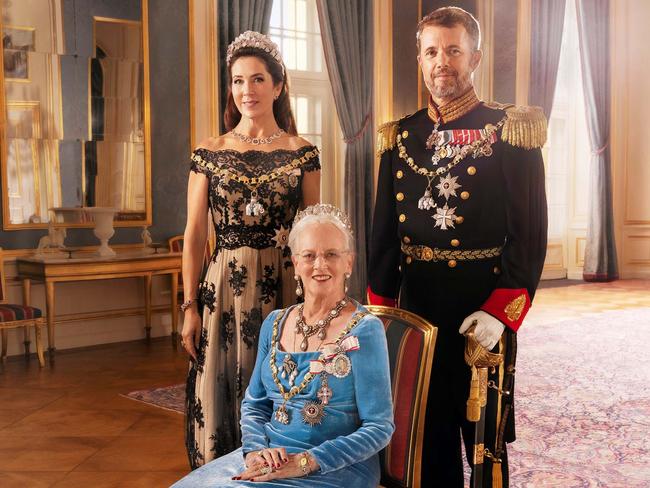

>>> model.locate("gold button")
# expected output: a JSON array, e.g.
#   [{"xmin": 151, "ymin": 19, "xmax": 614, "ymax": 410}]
[
  {"xmin": 402, "ymin": 130, "xmax": 409, "ymax": 139},
  {"xmin": 461, "ymin": 191, "xmax": 470, "ymax": 200},
  {"xmin": 467, "ymin": 166, "xmax": 477, "ymax": 175},
  {"xmin": 396, "ymin": 170, "xmax": 403, "ymax": 179},
  {"xmin": 399, "ymin": 214, "xmax": 406, "ymax": 222},
  {"xmin": 456, "ymin": 216, "xmax": 464, "ymax": 224},
  {"xmin": 405, "ymin": 256, "xmax": 413, "ymax": 264},
  {"xmin": 451, "ymin": 239, "xmax": 460, "ymax": 247},
  {"xmin": 448, "ymin": 260, "xmax": 457, "ymax": 268},
  {"xmin": 493, "ymin": 266, "xmax": 501, "ymax": 275},
  {"xmin": 403, "ymin": 236, "xmax": 411, "ymax": 244},
  {"xmin": 396, "ymin": 192, "xmax": 404, "ymax": 201}
]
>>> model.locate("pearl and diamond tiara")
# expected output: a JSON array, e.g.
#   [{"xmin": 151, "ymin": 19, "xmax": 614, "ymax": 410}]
[
  {"xmin": 293, "ymin": 204, "xmax": 353, "ymax": 234},
  {"xmin": 226, "ymin": 31, "xmax": 284, "ymax": 71}
]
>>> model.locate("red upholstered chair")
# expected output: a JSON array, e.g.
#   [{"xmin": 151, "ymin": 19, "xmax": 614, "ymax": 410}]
[
  {"xmin": 366, "ymin": 305, "xmax": 437, "ymax": 488},
  {"xmin": 0, "ymin": 248, "xmax": 46, "ymax": 367}
]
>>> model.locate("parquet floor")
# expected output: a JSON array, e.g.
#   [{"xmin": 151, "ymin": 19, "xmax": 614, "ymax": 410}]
[{"xmin": 0, "ymin": 279, "xmax": 648, "ymax": 487}]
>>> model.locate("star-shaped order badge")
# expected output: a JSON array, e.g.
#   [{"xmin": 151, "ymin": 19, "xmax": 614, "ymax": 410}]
[
  {"xmin": 272, "ymin": 225, "xmax": 290, "ymax": 249},
  {"xmin": 436, "ymin": 174, "xmax": 461, "ymax": 200},
  {"xmin": 433, "ymin": 204, "xmax": 457, "ymax": 230}
]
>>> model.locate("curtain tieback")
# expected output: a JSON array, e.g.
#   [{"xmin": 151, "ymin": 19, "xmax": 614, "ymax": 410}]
[
  {"xmin": 592, "ymin": 142, "xmax": 608, "ymax": 155},
  {"xmin": 343, "ymin": 112, "xmax": 371, "ymax": 144}
]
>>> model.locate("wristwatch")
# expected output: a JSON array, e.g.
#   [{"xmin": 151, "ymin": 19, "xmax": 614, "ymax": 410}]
[{"xmin": 299, "ymin": 452, "xmax": 311, "ymax": 476}]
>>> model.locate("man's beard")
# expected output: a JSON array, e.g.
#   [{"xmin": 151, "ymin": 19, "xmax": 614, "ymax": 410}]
[{"xmin": 426, "ymin": 69, "xmax": 473, "ymax": 102}]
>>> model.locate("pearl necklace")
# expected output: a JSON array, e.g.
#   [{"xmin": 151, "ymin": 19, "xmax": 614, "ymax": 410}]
[
  {"xmin": 231, "ymin": 128, "xmax": 285, "ymax": 145},
  {"xmin": 295, "ymin": 297, "xmax": 348, "ymax": 351}
]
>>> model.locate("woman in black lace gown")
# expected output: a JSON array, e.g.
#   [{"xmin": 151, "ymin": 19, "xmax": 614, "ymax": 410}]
[{"xmin": 180, "ymin": 31, "xmax": 320, "ymax": 468}]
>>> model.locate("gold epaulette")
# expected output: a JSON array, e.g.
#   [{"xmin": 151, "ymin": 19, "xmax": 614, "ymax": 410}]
[
  {"xmin": 501, "ymin": 105, "xmax": 547, "ymax": 150},
  {"xmin": 376, "ymin": 120, "xmax": 399, "ymax": 156}
]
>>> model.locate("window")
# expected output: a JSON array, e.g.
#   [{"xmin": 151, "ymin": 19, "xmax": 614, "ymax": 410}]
[
  {"xmin": 270, "ymin": 0, "xmax": 342, "ymax": 206},
  {"xmin": 544, "ymin": 0, "xmax": 590, "ymax": 278}
]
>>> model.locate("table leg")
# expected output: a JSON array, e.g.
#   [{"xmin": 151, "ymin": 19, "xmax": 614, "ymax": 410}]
[
  {"xmin": 22, "ymin": 278, "xmax": 32, "ymax": 356},
  {"xmin": 45, "ymin": 281, "xmax": 56, "ymax": 354},
  {"xmin": 144, "ymin": 274, "xmax": 152, "ymax": 340},
  {"xmin": 170, "ymin": 271, "xmax": 179, "ymax": 347},
  {"xmin": 1, "ymin": 329, "xmax": 7, "ymax": 362}
]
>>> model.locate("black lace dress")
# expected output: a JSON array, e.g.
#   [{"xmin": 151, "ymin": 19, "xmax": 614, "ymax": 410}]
[{"xmin": 185, "ymin": 145, "xmax": 320, "ymax": 468}]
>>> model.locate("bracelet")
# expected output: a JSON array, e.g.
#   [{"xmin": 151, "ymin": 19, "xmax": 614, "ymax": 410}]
[
  {"xmin": 180, "ymin": 298, "xmax": 197, "ymax": 312},
  {"xmin": 299, "ymin": 452, "xmax": 311, "ymax": 476}
]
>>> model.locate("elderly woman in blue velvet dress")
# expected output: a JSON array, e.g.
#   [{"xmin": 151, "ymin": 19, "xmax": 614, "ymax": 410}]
[{"xmin": 173, "ymin": 204, "xmax": 394, "ymax": 488}]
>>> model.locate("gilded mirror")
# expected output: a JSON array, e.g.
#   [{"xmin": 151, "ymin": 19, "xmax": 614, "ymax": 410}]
[{"xmin": 0, "ymin": 0, "xmax": 151, "ymax": 229}]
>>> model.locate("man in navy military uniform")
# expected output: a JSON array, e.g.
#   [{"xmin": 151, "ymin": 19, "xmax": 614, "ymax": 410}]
[{"xmin": 368, "ymin": 7, "xmax": 547, "ymax": 487}]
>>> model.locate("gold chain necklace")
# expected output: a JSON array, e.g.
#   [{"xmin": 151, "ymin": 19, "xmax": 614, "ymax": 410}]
[
  {"xmin": 269, "ymin": 307, "xmax": 367, "ymax": 425},
  {"xmin": 396, "ymin": 117, "xmax": 506, "ymax": 179},
  {"xmin": 191, "ymin": 148, "xmax": 319, "ymax": 216}
]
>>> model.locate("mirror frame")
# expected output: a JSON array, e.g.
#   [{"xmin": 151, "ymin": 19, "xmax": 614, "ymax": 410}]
[{"xmin": 0, "ymin": 0, "xmax": 152, "ymax": 230}]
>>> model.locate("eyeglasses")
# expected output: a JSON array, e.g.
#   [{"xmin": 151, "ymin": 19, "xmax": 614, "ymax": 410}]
[{"xmin": 295, "ymin": 250, "xmax": 349, "ymax": 264}]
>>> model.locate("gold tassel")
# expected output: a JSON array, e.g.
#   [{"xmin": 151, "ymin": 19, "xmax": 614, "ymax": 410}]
[
  {"xmin": 467, "ymin": 365, "xmax": 481, "ymax": 422},
  {"xmin": 501, "ymin": 105, "xmax": 548, "ymax": 149},
  {"xmin": 492, "ymin": 461, "xmax": 503, "ymax": 488},
  {"xmin": 376, "ymin": 121, "xmax": 398, "ymax": 155}
]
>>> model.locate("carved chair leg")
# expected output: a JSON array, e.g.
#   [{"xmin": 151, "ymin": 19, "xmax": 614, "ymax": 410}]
[
  {"xmin": 23, "ymin": 325, "xmax": 31, "ymax": 356},
  {"xmin": 1, "ymin": 329, "xmax": 7, "ymax": 362},
  {"xmin": 34, "ymin": 323, "xmax": 45, "ymax": 368}
]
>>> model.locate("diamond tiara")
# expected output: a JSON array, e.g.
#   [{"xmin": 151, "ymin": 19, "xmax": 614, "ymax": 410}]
[
  {"xmin": 293, "ymin": 204, "xmax": 353, "ymax": 234},
  {"xmin": 226, "ymin": 31, "xmax": 284, "ymax": 71}
]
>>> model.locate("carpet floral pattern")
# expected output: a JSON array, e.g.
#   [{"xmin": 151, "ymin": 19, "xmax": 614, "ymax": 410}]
[
  {"xmin": 127, "ymin": 308, "xmax": 650, "ymax": 487},
  {"xmin": 506, "ymin": 307, "xmax": 650, "ymax": 487}
]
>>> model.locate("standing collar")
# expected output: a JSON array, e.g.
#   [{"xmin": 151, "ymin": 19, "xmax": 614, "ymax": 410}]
[{"xmin": 427, "ymin": 88, "xmax": 481, "ymax": 124}]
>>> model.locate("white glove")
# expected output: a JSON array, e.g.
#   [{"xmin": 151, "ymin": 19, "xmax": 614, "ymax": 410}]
[{"xmin": 459, "ymin": 311, "xmax": 505, "ymax": 350}]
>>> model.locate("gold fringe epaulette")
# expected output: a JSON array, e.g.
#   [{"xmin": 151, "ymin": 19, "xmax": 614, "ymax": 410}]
[
  {"xmin": 376, "ymin": 120, "xmax": 399, "ymax": 155},
  {"xmin": 501, "ymin": 105, "xmax": 547, "ymax": 149}
]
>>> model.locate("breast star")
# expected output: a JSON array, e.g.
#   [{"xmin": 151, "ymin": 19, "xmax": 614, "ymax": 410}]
[{"xmin": 436, "ymin": 174, "xmax": 461, "ymax": 200}]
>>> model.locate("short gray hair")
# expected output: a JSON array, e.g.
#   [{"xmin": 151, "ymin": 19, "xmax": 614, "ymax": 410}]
[{"xmin": 288, "ymin": 213, "xmax": 355, "ymax": 255}]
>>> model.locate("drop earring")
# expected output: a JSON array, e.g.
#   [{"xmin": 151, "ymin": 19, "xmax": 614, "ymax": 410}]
[
  {"xmin": 344, "ymin": 273, "xmax": 350, "ymax": 294},
  {"xmin": 295, "ymin": 275, "xmax": 303, "ymax": 297}
]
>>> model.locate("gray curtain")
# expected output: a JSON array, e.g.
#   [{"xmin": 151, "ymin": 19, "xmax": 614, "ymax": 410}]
[
  {"xmin": 315, "ymin": 0, "xmax": 373, "ymax": 301},
  {"xmin": 529, "ymin": 0, "xmax": 566, "ymax": 117},
  {"xmin": 576, "ymin": 0, "xmax": 618, "ymax": 281},
  {"xmin": 217, "ymin": 0, "xmax": 273, "ymax": 134}
]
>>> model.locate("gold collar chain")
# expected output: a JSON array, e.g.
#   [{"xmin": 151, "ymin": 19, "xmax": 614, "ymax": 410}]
[
  {"xmin": 396, "ymin": 117, "xmax": 506, "ymax": 179},
  {"xmin": 191, "ymin": 148, "xmax": 319, "ymax": 192},
  {"xmin": 268, "ymin": 307, "xmax": 367, "ymax": 423}
]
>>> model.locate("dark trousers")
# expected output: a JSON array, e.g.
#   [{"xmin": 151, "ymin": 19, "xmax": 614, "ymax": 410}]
[{"xmin": 420, "ymin": 332, "xmax": 510, "ymax": 488}]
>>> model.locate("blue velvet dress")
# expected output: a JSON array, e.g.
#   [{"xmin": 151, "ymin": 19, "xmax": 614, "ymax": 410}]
[{"xmin": 172, "ymin": 303, "xmax": 395, "ymax": 488}]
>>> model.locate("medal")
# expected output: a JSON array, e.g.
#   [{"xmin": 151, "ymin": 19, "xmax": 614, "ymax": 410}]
[
  {"xmin": 418, "ymin": 178, "xmax": 436, "ymax": 211},
  {"xmin": 281, "ymin": 354, "xmax": 298, "ymax": 388},
  {"xmin": 331, "ymin": 353, "xmax": 352, "ymax": 378},
  {"xmin": 245, "ymin": 190, "xmax": 265, "ymax": 216},
  {"xmin": 274, "ymin": 404, "xmax": 289, "ymax": 424},
  {"xmin": 301, "ymin": 401, "xmax": 325, "ymax": 426},
  {"xmin": 288, "ymin": 169, "xmax": 299, "ymax": 188}
]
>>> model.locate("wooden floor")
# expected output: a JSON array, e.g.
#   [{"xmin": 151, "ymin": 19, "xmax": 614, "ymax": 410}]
[{"xmin": 1, "ymin": 279, "xmax": 648, "ymax": 487}]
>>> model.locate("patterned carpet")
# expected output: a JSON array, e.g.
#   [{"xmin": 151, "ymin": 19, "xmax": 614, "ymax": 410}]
[{"xmin": 126, "ymin": 308, "xmax": 650, "ymax": 487}]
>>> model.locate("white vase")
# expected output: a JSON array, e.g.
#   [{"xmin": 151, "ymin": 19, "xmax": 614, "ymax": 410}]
[{"xmin": 85, "ymin": 207, "xmax": 117, "ymax": 257}]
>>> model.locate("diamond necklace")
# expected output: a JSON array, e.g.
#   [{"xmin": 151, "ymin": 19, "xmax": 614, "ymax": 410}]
[
  {"xmin": 231, "ymin": 128, "xmax": 285, "ymax": 145},
  {"xmin": 295, "ymin": 297, "xmax": 348, "ymax": 351}
]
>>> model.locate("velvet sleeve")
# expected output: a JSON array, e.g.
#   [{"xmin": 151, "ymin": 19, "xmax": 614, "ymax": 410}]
[
  {"xmin": 239, "ymin": 309, "xmax": 280, "ymax": 454},
  {"xmin": 367, "ymin": 149, "xmax": 401, "ymax": 306},
  {"xmin": 480, "ymin": 143, "xmax": 548, "ymax": 331},
  {"xmin": 308, "ymin": 315, "xmax": 395, "ymax": 473}
]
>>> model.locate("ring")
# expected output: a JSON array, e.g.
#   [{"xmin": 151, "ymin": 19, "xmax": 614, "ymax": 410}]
[{"xmin": 260, "ymin": 465, "xmax": 273, "ymax": 475}]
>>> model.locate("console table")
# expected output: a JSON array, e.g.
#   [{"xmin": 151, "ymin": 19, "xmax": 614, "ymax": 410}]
[{"xmin": 16, "ymin": 251, "xmax": 182, "ymax": 353}]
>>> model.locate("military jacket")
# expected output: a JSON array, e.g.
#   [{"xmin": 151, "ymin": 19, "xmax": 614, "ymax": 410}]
[{"xmin": 368, "ymin": 90, "xmax": 548, "ymax": 332}]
